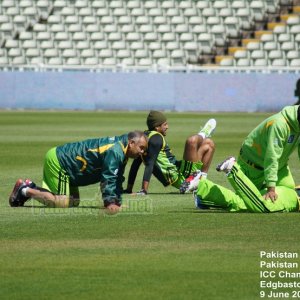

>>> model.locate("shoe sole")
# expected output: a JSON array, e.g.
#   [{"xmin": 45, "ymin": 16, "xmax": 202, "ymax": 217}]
[
  {"xmin": 216, "ymin": 157, "xmax": 235, "ymax": 172},
  {"xmin": 9, "ymin": 179, "xmax": 24, "ymax": 207}
]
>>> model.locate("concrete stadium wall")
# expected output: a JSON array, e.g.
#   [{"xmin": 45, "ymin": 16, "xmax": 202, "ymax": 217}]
[{"xmin": 0, "ymin": 70, "xmax": 298, "ymax": 112}]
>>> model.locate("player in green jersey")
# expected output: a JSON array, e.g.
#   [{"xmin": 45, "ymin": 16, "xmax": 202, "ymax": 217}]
[
  {"xmin": 9, "ymin": 131, "xmax": 147, "ymax": 212},
  {"xmin": 125, "ymin": 111, "xmax": 216, "ymax": 194},
  {"xmin": 184, "ymin": 105, "xmax": 300, "ymax": 211},
  {"xmin": 237, "ymin": 105, "xmax": 300, "ymax": 202},
  {"xmin": 185, "ymin": 156, "xmax": 299, "ymax": 213}
]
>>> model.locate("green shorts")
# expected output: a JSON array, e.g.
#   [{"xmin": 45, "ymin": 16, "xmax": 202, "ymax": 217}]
[
  {"xmin": 42, "ymin": 147, "xmax": 78, "ymax": 196},
  {"xmin": 172, "ymin": 160, "xmax": 203, "ymax": 189}
]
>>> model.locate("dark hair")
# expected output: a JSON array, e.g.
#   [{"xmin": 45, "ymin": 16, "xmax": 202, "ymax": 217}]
[{"xmin": 128, "ymin": 130, "xmax": 147, "ymax": 142}]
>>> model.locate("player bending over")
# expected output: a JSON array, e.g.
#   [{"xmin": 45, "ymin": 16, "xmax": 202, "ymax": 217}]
[{"xmin": 9, "ymin": 131, "xmax": 148, "ymax": 213}]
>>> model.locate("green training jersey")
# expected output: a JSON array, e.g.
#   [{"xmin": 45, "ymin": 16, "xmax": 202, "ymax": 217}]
[
  {"xmin": 56, "ymin": 134, "xmax": 128, "ymax": 203},
  {"xmin": 240, "ymin": 106, "xmax": 300, "ymax": 187},
  {"xmin": 144, "ymin": 130, "xmax": 179, "ymax": 185}
]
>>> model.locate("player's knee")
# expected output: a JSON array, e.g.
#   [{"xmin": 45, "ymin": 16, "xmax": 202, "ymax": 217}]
[
  {"xmin": 186, "ymin": 135, "xmax": 199, "ymax": 147},
  {"xmin": 203, "ymin": 138, "xmax": 215, "ymax": 151}
]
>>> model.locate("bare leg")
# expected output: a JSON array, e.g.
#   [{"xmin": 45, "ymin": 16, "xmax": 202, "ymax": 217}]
[
  {"xmin": 183, "ymin": 135, "xmax": 215, "ymax": 172},
  {"xmin": 26, "ymin": 188, "xmax": 79, "ymax": 208}
]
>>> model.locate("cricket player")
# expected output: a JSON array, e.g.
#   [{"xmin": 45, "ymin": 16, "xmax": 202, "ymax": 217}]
[
  {"xmin": 125, "ymin": 110, "xmax": 216, "ymax": 194},
  {"xmin": 237, "ymin": 105, "xmax": 300, "ymax": 202},
  {"xmin": 9, "ymin": 131, "xmax": 148, "ymax": 212},
  {"xmin": 187, "ymin": 156, "xmax": 299, "ymax": 212}
]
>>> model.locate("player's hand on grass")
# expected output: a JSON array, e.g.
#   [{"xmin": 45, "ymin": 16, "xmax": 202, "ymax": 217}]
[
  {"xmin": 264, "ymin": 187, "xmax": 278, "ymax": 202},
  {"xmin": 105, "ymin": 203, "xmax": 120, "ymax": 214}
]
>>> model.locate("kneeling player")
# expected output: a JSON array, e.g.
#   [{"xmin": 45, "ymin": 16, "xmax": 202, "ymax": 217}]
[{"xmin": 9, "ymin": 131, "xmax": 147, "ymax": 213}]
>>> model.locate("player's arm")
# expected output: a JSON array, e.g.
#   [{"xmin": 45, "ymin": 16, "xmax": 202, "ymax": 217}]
[
  {"xmin": 263, "ymin": 122, "xmax": 287, "ymax": 201},
  {"xmin": 141, "ymin": 134, "xmax": 163, "ymax": 193},
  {"xmin": 100, "ymin": 150, "xmax": 124, "ymax": 209},
  {"xmin": 125, "ymin": 156, "xmax": 143, "ymax": 193}
]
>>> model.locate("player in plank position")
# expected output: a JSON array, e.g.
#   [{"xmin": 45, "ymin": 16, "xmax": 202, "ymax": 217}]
[
  {"xmin": 9, "ymin": 131, "xmax": 148, "ymax": 213},
  {"xmin": 125, "ymin": 110, "xmax": 216, "ymax": 194}
]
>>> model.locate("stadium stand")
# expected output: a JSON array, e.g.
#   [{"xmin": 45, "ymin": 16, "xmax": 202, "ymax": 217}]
[{"xmin": 0, "ymin": 0, "xmax": 299, "ymax": 68}]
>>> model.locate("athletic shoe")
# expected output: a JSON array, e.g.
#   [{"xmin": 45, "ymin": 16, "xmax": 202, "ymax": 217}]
[
  {"xmin": 9, "ymin": 178, "xmax": 36, "ymax": 207},
  {"xmin": 216, "ymin": 156, "xmax": 236, "ymax": 173},
  {"xmin": 179, "ymin": 170, "xmax": 202, "ymax": 194},
  {"xmin": 199, "ymin": 118, "xmax": 217, "ymax": 138}
]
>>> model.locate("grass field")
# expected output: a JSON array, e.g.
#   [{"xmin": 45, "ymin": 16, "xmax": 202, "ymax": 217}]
[{"xmin": 1, "ymin": 111, "xmax": 300, "ymax": 300}]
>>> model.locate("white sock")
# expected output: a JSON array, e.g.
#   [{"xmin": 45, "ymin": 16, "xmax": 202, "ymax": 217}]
[
  {"xmin": 22, "ymin": 187, "xmax": 29, "ymax": 197},
  {"xmin": 200, "ymin": 172, "xmax": 207, "ymax": 179},
  {"xmin": 198, "ymin": 132, "xmax": 206, "ymax": 139}
]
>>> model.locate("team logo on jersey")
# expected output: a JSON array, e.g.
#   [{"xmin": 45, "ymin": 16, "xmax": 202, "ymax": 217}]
[
  {"xmin": 114, "ymin": 168, "xmax": 119, "ymax": 175},
  {"xmin": 287, "ymin": 135, "xmax": 295, "ymax": 143},
  {"xmin": 273, "ymin": 138, "xmax": 279, "ymax": 145}
]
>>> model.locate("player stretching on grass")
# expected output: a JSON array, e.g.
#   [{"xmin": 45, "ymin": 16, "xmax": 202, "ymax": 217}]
[
  {"xmin": 125, "ymin": 110, "xmax": 216, "ymax": 194},
  {"xmin": 9, "ymin": 131, "xmax": 148, "ymax": 213},
  {"xmin": 184, "ymin": 105, "xmax": 300, "ymax": 212},
  {"xmin": 182, "ymin": 156, "xmax": 300, "ymax": 212}
]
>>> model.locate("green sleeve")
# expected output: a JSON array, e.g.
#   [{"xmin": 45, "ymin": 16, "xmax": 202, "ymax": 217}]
[
  {"xmin": 263, "ymin": 121, "xmax": 288, "ymax": 187},
  {"xmin": 100, "ymin": 149, "xmax": 125, "ymax": 206}
]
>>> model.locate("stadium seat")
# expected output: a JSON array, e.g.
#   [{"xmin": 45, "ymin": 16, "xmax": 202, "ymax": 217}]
[
  {"xmin": 25, "ymin": 48, "xmax": 40, "ymax": 59},
  {"xmin": 99, "ymin": 49, "xmax": 114, "ymax": 59},
  {"xmin": 119, "ymin": 57, "xmax": 135, "ymax": 66},
  {"xmin": 152, "ymin": 49, "xmax": 168, "ymax": 59},
  {"xmin": 165, "ymin": 41, "xmax": 180, "ymax": 51},
  {"xmin": 94, "ymin": 40, "xmax": 109, "ymax": 50},
  {"xmin": 43, "ymin": 48, "xmax": 59, "ymax": 59},
  {"xmin": 0, "ymin": 56, "xmax": 9, "ymax": 65},
  {"xmin": 22, "ymin": 39, "xmax": 38, "ymax": 49},
  {"xmin": 253, "ymin": 58, "xmax": 268, "ymax": 66},
  {"xmin": 102, "ymin": 57, "xmax": 118, "ymax": 66},
  {"xmin": 48, "ymin": 57, "xmax": 63, "ymax": 65},
  {"xmin": 57, "ymin": 40, "xmax": 73, "ymax": 50},
  {"xmin": 65, "ymin": 57, "xmax": 81, "ymax": 65},
  {"xmin": 13, "ymin": 15, "xmax": 28, "ymax": 32},
  {"xmin": 271, "ymin": 58, "xmax": 287, "ymax": 66},
  {"xmin": 0, "ymin": 0, "xmax": 299, "ymax": 68},
  {"xmin": 4, "ymin": 39, "xmax": 19, "ymax": 49},
  {"xmin": 290, "ymin": 58, "xmax": 300, "ymax": 66},
  {"xmin": 148, "ymin": 41, "xmax": 162, "ymax": 51},
  {"xmin": 263, "ymin": 41, "xmax": 278, "ymax": 50},
  {"xmin": 74, "ymin": 0, "xmax": 89, "ymax": 9},
  {"xmin": 12, "ymin": 56, "xmax": 26, "ymax": 65},
  {"xmin": 129, "ymin": 41, "xmax": 144, "ymax": 50},
  {"xmin": 84, "ymin": 57, "xmax": 99, "ymax": 65},
  {"xmin": 39, "ymin": 40, "xmax": 55, "ymax": 50},
  {"xmin": 81, "ymin": 49, "xmax": 95, "ymax": 59},
  {"xmin": 126, "ymin": 0, "xmax": 140, "ymax": 9},
  {"xmin": 116, "ymin": 49, "xmax": 132, "ymax": 59},
  {"xmin": 29, "ymin": 56, "xmax": 44, "ymax": 65},
  {"xmin": 91, "ymin": 1, "xmax": 106, "ymax": 9}
]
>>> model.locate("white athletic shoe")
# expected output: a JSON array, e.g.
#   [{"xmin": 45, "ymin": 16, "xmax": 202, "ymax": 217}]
[
  {"xmin": 199, "ymin": 118, "xmax": 217, "ymax": 138},
  {"xmin": 179, "ymin": 170, "xmax": 202, "ymax": 194},
  {"xmin": 216, "ymin": 156, "xmax": 236, "ymax": 173}
]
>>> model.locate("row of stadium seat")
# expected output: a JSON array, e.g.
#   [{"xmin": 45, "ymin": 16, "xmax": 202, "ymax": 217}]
[{"xmin": 0, "ymin": 0, "xmax": 299, "ymax": 68}]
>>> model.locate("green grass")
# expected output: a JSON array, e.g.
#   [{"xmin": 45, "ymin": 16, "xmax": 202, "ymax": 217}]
[{"xmin": 1, "ymin": 111, "xmax": 300, "ymax": 300}]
